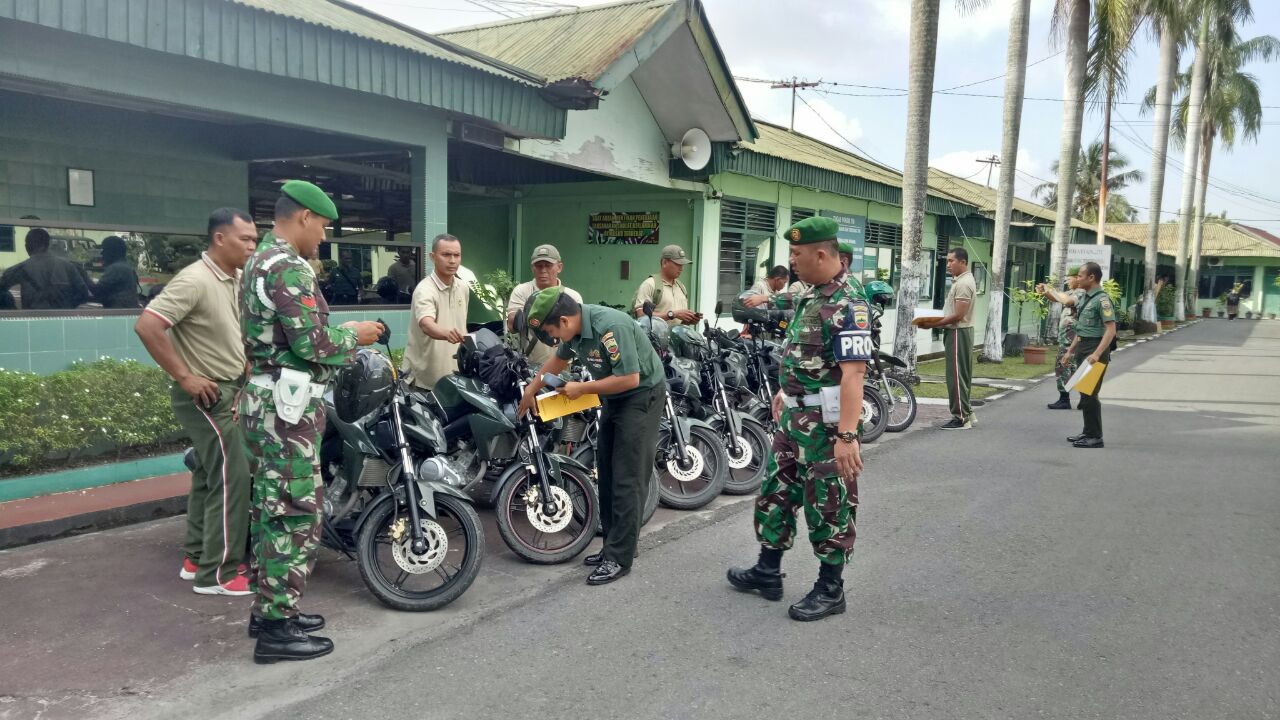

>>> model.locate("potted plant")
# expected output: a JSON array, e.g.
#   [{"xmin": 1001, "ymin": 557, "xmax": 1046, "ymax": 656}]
[
  {"xmin": 1156, "ymin": 283, "xmax": 1176, "ymax": 330},
  {"xmin": 1216, "ymin": 292, "xmax": 1227, "ymax": 318},
  {"xmin": 1010, "ymin": 280, "xmax": 1050, "ymax": 364},
  {"xmin": 1115, "ymin": 308, "xmax": 1135, "ymax": 339}
]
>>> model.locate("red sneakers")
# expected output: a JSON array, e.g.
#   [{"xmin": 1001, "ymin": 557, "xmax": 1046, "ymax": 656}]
[
  {"xmin": 193, "ymin": 574, "xmax": 252, "ymax": 596},
  {"xmin": 179, "ymin": 557, "xmax": 198, "ymax": 581}
]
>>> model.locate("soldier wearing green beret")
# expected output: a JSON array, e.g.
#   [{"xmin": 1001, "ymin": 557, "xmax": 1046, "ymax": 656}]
[
  {"xmin": 518, "ymin": 287, "xmax": 666, "ymax": 586},
  {"xmin": 239, "ymin": 180, "xmax": 384, "ymax": 663},
  {"xmin": 728, "ymin": 216, "xmax": 872, "ymax": 621}
]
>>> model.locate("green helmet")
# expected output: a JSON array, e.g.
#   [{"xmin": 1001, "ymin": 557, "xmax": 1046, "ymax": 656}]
[
  {"xmin": 668, "ymin": 324, "xmax": 707, "ymax": 360},
  {"xmin": 863, "ymin": 280, "xmax": 894, "ymax": 306},
  {"xmin": 636, "ymin": 315, "xmax": 670, "ymax": 353}
]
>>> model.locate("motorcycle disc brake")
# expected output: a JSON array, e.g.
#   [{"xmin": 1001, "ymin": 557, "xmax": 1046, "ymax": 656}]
[
  {"xmin": 522, "ymin": 485, "xmax": 573, "ymax": 533},
  {"xmin": 390, "ymin": 517, "xmax": 449, "ymax": 574},
  {"xmin": 665, "ymin": 445, "xmax": 705, "ymax": 482},
  {"xmin": 725, "ymin": 435, "xmax": 755, "ymax": 469}
]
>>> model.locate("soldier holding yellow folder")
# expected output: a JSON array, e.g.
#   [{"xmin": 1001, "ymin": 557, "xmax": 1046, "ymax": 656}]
[{"xmin": 1066, "ymin": 262, "xmax": 1116, "ymax": 449}]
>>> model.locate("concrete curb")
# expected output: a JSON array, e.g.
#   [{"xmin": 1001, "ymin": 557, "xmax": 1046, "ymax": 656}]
[{"xmin": 0, "ymin": 496, "xmax": 188, "ymax": 550}]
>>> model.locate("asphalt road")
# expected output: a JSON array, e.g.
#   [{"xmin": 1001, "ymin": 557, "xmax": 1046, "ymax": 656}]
[{"xmin": 275, "ymin": 319, "xmax": 1280, "ymax": 720}]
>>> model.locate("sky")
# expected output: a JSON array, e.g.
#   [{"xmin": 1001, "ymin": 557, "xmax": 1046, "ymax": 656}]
[{"xmin": 351, "ymin": 0, "xmax": 1280, "ymax": 232}]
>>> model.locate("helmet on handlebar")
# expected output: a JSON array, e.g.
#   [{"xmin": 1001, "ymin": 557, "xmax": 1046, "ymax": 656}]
[
  {"xmin": 668, "ymin": 324, "xmax": 706, "ymax": 361},
  {"xmin": 636, "ymin": 315, "xmax": 670, "ymax": 353},
  {"xmin": 332, "ymin": 348, "xmax": 395, "ymax": 423},
  {"xmin": 862, "ymin": 280, "xmax": 895, "ymax": 307}
]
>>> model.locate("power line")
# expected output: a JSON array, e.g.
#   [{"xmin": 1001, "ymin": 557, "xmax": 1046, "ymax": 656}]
[
  {"xmin": 792, "ymin": 92, "xmax": 901, "ymax": 175},
  {"xmin": 936, "ymin": 51, "xmax": 1064, "ymax": 92}
]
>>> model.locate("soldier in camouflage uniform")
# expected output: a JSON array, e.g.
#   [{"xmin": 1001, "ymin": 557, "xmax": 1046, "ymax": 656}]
[
  {"xmin": 239, "ymin": 180, "xmax": 383, "ymax": 664},
  {"xmin": 1037, "ymin": 267, "xmax": 1084, "ymax": 410},
  {"xmin": 728, "ymin": 216, "xmax": 872, "ymax": 622}
]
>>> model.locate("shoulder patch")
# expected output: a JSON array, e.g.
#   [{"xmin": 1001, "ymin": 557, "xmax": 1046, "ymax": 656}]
[{"xmin": 602, "ymin": 331, "xmax": 620, "ymax": 362}]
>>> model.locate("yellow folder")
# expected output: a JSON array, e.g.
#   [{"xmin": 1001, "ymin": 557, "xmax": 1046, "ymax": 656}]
[
  {"xmin": 535, "ymin": 390, "xmax": 602, "ymax": 421},
  {"xmin": 1064, "ymin": 360, "xmax": 1106, "ymax": 396}
]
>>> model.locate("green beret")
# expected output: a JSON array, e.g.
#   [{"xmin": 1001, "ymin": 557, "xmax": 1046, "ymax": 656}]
[
  {"xmin": 525, "ymin": 286, "xmax": 564, "ymax": 329},
  {"xmin": 784, "ymin": 216, "xmax": 839, "ymax": 245},
  {"xmin": 1067, "ymin": 266, "xmax": 1081, "ymax": 277},
  {"xmin": 838, "ymin": 240, "xmax": 856, "ymax": 256},
  {"xmin": 281, "ymin": 180, "xmax": 339, "ymax": 221}
]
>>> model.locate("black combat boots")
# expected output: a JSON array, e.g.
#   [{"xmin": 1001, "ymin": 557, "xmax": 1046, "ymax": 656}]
[
  {"xmin": 253, "ymin": 617, "xmax": 335, "ymax": 664},
  {"xmin": 727, "ymin": 547, "xmax": 785, "ymax": 601},
  {"xmin": 1047, "ymin": 392, "xmax": 1071, "ymax": 410},
  {"xmin": 248, "ymin": 611, "xmax": 325, "ymax": 638},
  {"xmin": 788, "ymin": 563, "xmax": 847, "ymax": 622}
]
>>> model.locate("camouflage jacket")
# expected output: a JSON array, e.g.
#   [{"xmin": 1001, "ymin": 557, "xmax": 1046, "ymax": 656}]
[
  {"xmin": 774, "ymin": 269, "xmax": 872, "ymax": 397},
  {"xmin": 240, "ymin": 233, "xmax": 357, "ymax": 383}
]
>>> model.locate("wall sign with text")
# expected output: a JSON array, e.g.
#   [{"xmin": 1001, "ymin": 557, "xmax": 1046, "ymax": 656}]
[
  {"xmin": 588, "ymin": 211, "xmax": 660, "ymax": 245},
  {"xmin": 819, "ymin": 210, "xmax": 866, "ymax": 274}
]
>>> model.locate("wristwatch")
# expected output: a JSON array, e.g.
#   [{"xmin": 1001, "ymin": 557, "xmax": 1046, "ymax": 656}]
[
  {"xmin": 835, "ymin": 431, "xmax": 858, "ymax": 444},
  {"xmin": 666, "ymin": 310, "xmax": 675, "ymax": 320}
]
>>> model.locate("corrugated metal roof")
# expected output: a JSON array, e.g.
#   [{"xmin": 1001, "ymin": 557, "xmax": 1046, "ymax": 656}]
[
  {"xmin": 230, "ymin": 0, "xmax": 544, "ymax": 85},
  {"xmin": 1106, "ymin": 223, "xmax": 1280, "ymax": 258},
  {"xmin": 750, "ymin": 121, "xmax": 908, "ymax": 191},
  {"xmin": 438, "ymin": 0, "xmax": 674, "ymax": 84},
  {"xmin": 927, "ymin": 168, "xmax": 1096, "ymax": 232}
]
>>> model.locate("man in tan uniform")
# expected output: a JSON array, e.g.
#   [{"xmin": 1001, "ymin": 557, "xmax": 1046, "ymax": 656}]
[
  {"xmin": 748, "ymin": 265, "xmax": 790, "ymax": 298},
  {"xmin": 506, "ymin": 244, "xmax": 582, "ymax": 366},
  {"xmin": 135, "ymin": 208, "xmax": 259, "ymax": 595},
  {"xmin": 917, "ymin": 247, "xmax": 977, "ymax": 429},
  {"xmin": 633, "ymin": 244, "xmax": 699, "ymax": 326},
  {"xmin": 404, "ymin": 233, "xmax": 469, "ymax": 390}
]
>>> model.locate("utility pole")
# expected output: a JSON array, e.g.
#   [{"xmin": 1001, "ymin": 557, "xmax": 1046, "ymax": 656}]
[
  {"xmin": 770, "ymin": 77, "xmax": 821, "ymax": 131},
  {"xmin": 976, "ymin": 154, "xmax": 1001, "ymax": 188}
]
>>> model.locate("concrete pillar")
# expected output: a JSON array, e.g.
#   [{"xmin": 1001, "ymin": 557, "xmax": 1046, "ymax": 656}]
[
  {"xmin": 410, "ymin": 130, "xmax": 450, "ymax": 253},
  {"xmin": 693, "ymin": 196, "xmax": 720, "ymax": 318}
]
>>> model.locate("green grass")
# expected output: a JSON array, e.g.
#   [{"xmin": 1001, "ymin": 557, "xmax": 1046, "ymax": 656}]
[
  {"xmin": 917, "ymin": 353, "xmax": 1055, "ymax": 381},
  {"xmin": 913, "ymin": 382, "xmax": 1001, "ymax": 400}
]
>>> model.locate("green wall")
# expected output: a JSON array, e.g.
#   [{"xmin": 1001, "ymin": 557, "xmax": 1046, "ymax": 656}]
[
  {"xmin": 0, "ymin": 92, "xmax": 246, "ymax": 233},
  {"xmin": 448, "ymin": 196, "xmax": 513, "ymax": 280}
]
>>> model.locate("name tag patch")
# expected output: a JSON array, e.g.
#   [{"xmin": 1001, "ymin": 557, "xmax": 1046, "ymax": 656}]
[{"xmin": 833, "ymin": 330, "xmax": 873, "ymax": 362}]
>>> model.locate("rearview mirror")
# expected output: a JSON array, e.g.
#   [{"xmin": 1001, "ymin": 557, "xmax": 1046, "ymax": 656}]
[
  {"xmin": 642, "ymin": 301, "xmax": 655, "ymax": 318},
  {"xmin": 714, "ymin": 300, "xmax": 723, "ymax": 316}
]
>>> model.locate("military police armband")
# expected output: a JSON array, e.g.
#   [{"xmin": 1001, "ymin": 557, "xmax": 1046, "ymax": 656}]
[{"xmin": 832, "ymin": 329, "xmax": 873, "ymax": 362}]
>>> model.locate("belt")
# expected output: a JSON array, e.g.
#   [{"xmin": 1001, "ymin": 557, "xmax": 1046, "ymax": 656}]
[
  {"xmin": 248, "ymin": 373, "xmax": 327, "ymax": 396},
  {"xmin": 781, "ymin": 393, "xmax": 824, "ymax": 409}
]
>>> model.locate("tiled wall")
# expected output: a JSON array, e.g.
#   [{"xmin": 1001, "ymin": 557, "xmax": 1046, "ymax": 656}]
[{"xmin": 0, "ymin": 310, "xmax": 414, "ymax": 374}]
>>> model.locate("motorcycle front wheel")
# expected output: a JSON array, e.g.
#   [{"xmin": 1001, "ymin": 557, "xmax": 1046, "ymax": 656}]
[
  {"xmin": 655, "ymin": 424, "xmax": 728, "ymax": 510},
  {"xmin": 881, "ymin": 374, "xmax": 918, "ymax": 433},
  {"xmin": 710, "ymin": 415, "xmax": 770, "ymax": 496},
  {"xmin": 355, "ymin": 492, "xmax": 484, "ymax": 612},
  {"xmin": 859, "ymin": 385, "xmax": 890, "ymax": 443},
  {"xmin": 494, "ymin": 463, "xmax": 599, "ymax": 565}
]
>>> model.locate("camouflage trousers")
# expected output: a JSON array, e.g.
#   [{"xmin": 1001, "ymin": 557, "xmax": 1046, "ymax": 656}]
[
  {"xmin": 238, "ymin": 385, "xmax": 325, "ymax": 620},
  {"xmin": 1055, "ymin": 329, "xmax": 1078, "ymax": 393},
  {"xmin": 754, "ymin": 406, "xmax": 858, "ymax": 566}
]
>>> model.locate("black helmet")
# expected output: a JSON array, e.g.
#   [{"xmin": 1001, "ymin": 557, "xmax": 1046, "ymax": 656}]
[
  {"xmin": 455, "ymin": 328, "xmax": 503, "ymax": 378},
  {"xmin": 669, "ymin": 324, "xmax": 706, "ymax": 361},
  {"xmin": 732, "ymin": 290, "xmax": 788, "ymax": 328},
  {"xmin": 332, "ymin": 349, "xmax": 395, "ymax": 423}
]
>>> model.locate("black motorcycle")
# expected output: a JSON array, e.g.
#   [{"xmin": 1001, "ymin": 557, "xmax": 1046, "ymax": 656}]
[
  {"xmin": 319, "ymin": 330, "xmax": 484, "ymax": 612},
  {"xmin": 425, "ymin": 330, "xmax": 600, "ymax": 565},
  {"xmin": 865, "ymin": 297, "xmax": 919, "ymax": 433},
  {"xmin": 688, "ymin": 319, "xmax": 770, "ymax": 495},
  {"xmin": 640, "ymin": 304, "xmax": 729, "ymax": 510}
]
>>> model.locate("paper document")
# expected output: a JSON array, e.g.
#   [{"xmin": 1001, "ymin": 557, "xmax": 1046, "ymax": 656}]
[
  {"xmin": 1063, "ymin": 360, "xmax": 1106, "ymax": 395},
  {"xmin": 535, "ymin": 390, "xmax": 601, "ymax": 421}
]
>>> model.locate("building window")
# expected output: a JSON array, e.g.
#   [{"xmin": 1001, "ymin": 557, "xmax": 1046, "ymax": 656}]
[
  {"xmin": 0, "ymin": 225, "xmax": 13, "ymax": 253},
  {"xmin": 1198, "ymin": 268, "xmax": 1253, "ymax": 299},
  {"xmin": 972, "ymin": 261, "xmax": 989, "ymax": 295},
  {"xmin": 790, "ymin": 207, "xmax": 815, "ymax": 224},
  {"xmin": 865, "ymin": 221, "xmax": 902, "ymax": 245},
  {"xmin": 719, "ymin": 199, "xmax": 777, "ymax": 308}
]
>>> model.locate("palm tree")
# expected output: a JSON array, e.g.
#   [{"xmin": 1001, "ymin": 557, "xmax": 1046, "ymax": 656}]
[
  {"xmin": 1047, "ymin": 0, "xmax": 1090, "ymax": 330},
  {"xmin": 1138, "ymin": 2, "xmax": 1191, "ymax": 324},
  {"xmin": 1086, "ymin": 0, "xmax": 1141, "ymax": 245},
  {"xmin": 1034, "ymin": 140, "xmax": 1145, "ymax": 222},
  {"xmin": 1160, "ymin": 30, "xmax": 1280, "ymax": 304},
  {"xmin": 893, "ymin": 0, "xmax": 986, "ymax": 372},
  {"xmin": 980, "ymin": 0, "xmax": 1033, "ymax": 363}
]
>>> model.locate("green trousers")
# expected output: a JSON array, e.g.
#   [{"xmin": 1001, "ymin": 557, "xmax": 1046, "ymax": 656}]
[
  {"xmin": 943, "ymin": 326, "xmax": 974, "ymax": 422},
  {"xmin": 1074, "ymin": 337, "xmax": 1112, "ymax": 439},
  {"xmin": 597, "ymin": 383, "xmax": 664, "ymax": 569},
  {"xmin": 171, "ymin": 382, "xmax": 251, "ymax": 588}
]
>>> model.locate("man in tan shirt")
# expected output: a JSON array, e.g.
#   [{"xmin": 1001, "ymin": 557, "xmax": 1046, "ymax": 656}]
[
  {"xmin": 404, "ymin": 234, "xmax": 469, "ymax": 390},
  {"xmin": 633, "ymin": 244, "xmax": 700, "ymax": 326},
  {"xmin": 917, "ymin": 247, "xmax": 977, "ymax": 429},
  {"xmin": 135, "ymin": 208, "xmax": 259, "ymax": 595},
  {"xmin": 506, "ymin": 244, "xmax": 583, "ymax": 366}
]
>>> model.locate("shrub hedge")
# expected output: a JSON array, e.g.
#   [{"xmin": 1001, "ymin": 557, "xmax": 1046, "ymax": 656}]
[{"xmin": 0, "ymin": 359, "xmax": 180, "ymax": 470}]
